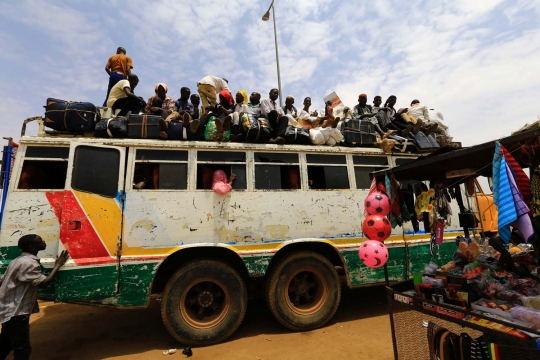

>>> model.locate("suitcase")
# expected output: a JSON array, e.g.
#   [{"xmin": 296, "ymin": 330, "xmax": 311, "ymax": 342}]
[
  {"xmin": 204, "ymin": 116, "xmax": 230, "ymax": 142},
  {"xmin": 167, "ymin": 120, "xmax": 184, "ymax": 140},
  {"xmin": 342, "ymin": 119, "xmax": 376, "ymax": 146},
  {"xmin": 127, "ymin": 114, "xmax": 161, "ymax": 139},
  {"xmin": 242, "ymin": 114, "xmax": 271, "ymax": 143},
  {"xmin": 94, "ymin": 117, "xmax": 128, "ymax": 138},
  {"xmin": 411, "ymin": 131, "xmax": 440, "ymax": 152},
  {"xmin": 284, "ymin": 126, "xmax": 311, "ymax": 145},
  {"xmin": 44, "ymin": 98, "xmax": 98, "ymax": 132}
]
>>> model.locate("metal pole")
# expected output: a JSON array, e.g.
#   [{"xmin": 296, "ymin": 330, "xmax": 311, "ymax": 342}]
[{"xmin": 271, "ymin": 3, "xmax": 283, "ymax": 107}]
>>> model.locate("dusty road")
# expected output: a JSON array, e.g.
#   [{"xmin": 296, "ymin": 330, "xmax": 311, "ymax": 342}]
[{"xmin": 28, "ymin": 285, "xmax": 393, "ymax": 360}]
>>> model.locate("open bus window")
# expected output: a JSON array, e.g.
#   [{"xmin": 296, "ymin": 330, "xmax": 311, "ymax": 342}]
[
  {"xmin": 17, "ymin": 160, "xmax": 68, "ymax": 190},
  {"xmin": 133, "ymin": 149, "xmax": 189, "ymax": 190},
  {"xmin": 352, "ymin": 155, "xmax": 389, "ymax": 190},
  {"xmin": 306, "ymin": 154, "xmax": 349, "ymax": 190},
  {"xmin": 254, "ymin": 152, "xmax": 300, "ymax": 190},
  {"xmin": 196, "ymin": 151, "xmax": 247, "ymax": 190}
]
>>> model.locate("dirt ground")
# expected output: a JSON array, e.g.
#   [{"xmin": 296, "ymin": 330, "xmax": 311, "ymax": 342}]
[{"xmin": 27, "ymin": 285, "xmax": 393, "ymax": 360}]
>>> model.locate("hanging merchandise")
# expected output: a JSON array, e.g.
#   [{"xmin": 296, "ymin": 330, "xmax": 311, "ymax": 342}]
[
  {"xmin": 501, "ymin": 144, "xmax": 531, "ymax": 208},
  {"xmin": 495, "ymin": 153, "xmax": 518, "ymax": 242},
  {"xmin": 362, "ymin": 214, "xmax": 392, "ymax": 242},
  {"xmin": 358, "ymin": 240, "xmax": 389, "ymax": 268}
]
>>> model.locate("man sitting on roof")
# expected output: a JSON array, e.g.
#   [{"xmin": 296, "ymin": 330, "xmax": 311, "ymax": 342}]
[
  {"xmin": 406, "ymin": 99, "xmax": 442, "ymax": 135},
  {"xmin": 106, "ymin": 74, "xmax": 146, "ymax": 117},
  {"xmin": 296, "ymin": 97, "xmax": 321, "ymax": 129},
  {"xmin": 261, "ymin": 88, "xmax": 288, "ymax": 144},
  {"xmin": 145, "ymin": 83, "xmax": 175, "ymax": 119},
  {"xmin": 352, "ymin": 94, "xmax": 395, "ymax": 138}
]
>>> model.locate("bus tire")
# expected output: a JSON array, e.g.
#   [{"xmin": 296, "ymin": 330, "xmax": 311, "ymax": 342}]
[
  {"xmin": 161, "ymin": 260, "xmax": 247, "ymax": 346},
  {"xmin": 266, "ymin": 251, "xmax": 341, "ymax": 331}
]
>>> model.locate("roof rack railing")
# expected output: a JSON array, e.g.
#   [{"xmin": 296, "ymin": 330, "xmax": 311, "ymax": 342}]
[{"xmin": 21, "ymin": 116, "xmax": 46, "ymax": 137}]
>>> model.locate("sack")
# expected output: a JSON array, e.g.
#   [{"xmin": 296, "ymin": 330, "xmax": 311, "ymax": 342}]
[
  {"xmin": 342, "ymin": 119, "xmax": 376, "ymax": 146},
  {"xmin": 44, "ymin": 98, "xmax": 98, "ymax": 132},
  {"xmin": 127, "ymin": 114, "xmax": 161, "ymax": 139},
  {"xmin": 243, "ymin": 114, "xmax": 271, "ymax": 143},
  {"xmin": 167, "ymin": 120, "xmax": 184, "ymax": 140},
  {"xmin": 284, "ymin": 126, "xmax": 310, "ymax": 145},
  {"xmin": 94, "ymin": 117, "xmax": 128, "ymax": 138},
  {"xmin": 204, "ymin": 116, "xmax": 230, "ymax": 142}
]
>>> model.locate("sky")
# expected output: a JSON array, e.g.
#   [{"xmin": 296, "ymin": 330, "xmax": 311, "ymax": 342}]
[{"xmin": 1, "ymin": 0, "xmax": 540, "ymax": 146}]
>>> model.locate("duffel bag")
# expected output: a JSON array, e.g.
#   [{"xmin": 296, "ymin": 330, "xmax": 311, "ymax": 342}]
[
  {"xmin": 44, "ymin": 98, "xmax": 99, "ymax": 132},
  {"xmin": 284, "ymin": 126, "xmax": 310, "ymax": 145},
  {"xmin": 94, "ymin": 117, "xmax": 128, "ymax": 138},
  {"xmin": 167, "ymin": 120, "xmax": 184, "ymax": 140},
  {"xmin": 204, "ymin": 116, "xmax": 230, "ymax": 142},
  {"xmin": 243, "ymin": 114, "xmax": 271, "ymax": 143},
  {"xmin": 127, "ymin": 114, "xmax": 161, "ymax": 139}
]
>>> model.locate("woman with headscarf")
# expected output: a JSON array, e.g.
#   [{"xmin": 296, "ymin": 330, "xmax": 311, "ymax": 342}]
[
  {"xmin": 146, "ymin": 83, "xmax": 175, "ymax": 119},
  {"xmin": 212, "ymin": 170, "xmax": 236, "ymax": 195},
  {"xmin": 231, "ymin": 90, "xmax": 249, "ymax": 141}
]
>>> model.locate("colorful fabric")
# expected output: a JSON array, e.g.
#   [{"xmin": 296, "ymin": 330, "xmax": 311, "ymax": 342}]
[
  {"xmin": 501, "ymin": 144, "xmax": 531, "ymax": 208},
  {"xmin": 507, "ymin": 163, "xmax": 534, "ymax": 242},
  {"xmin": 204, "ymin": 116, "xmax": 230, "ymax": 142},
  {"xmin": 155, "ymin": 83, "xmax": 168, "ymax": 92},
  {"xmin": 219, "ymin": 90, "xmax": 234, "ymax": 107},
  {"xmin": 212, "ymin": 170, "xmax": 232, "ymax": 195},
  {"xmin": 238, "ymin": 90, "xmax": 248, "ymax": 105},
  {"xmin": 498, "ymin": 157, "xmax": 517, "ymax": 242},
  {"xmin": 492, "ymin": 142, "xmax": 502, "ymax": 205}
]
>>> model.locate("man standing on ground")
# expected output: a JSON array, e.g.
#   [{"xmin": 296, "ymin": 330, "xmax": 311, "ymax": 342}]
[
  {"xmin": 261, "ymin": 88, "xmax": 287, "ymax": 144},
  {"xmin": 106, "ymin": 74, "xmax": 146, "ymax": 116},
  {"xmin": 0, "ymin": 234, "xmax": 69, "ymax": 360},
  {"xmin": 197, "ymin": 76, "xmax": 229, "ymax": 108},
  {"xmin": 103, "ymin": 47, "xmax": 133, "ymax": 106}
]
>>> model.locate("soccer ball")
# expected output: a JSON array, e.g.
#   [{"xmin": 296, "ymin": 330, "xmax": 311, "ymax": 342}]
[
  {"xmin": 364, "ymin": 192, "xmax": 390, "ymax": 216},
  {"xmin": 362, "ymin": 214, "xmax": 391, "ymax": 242},
  {"xmin": 358, "ymin": 240, "xmax": 389, "ymax": 268}
]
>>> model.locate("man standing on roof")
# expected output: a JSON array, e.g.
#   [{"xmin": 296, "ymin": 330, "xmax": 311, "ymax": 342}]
[
  {"xmin": 103, "ymin": 47, "xmax": 133, "ymax": 106},
  {"xmin": 0, "ymin": 234, "xmax": 69, "ymax": 360},
  {"xmin": 197, "ymin": 76, "xmax": 229, "ymax": 108},
  {"xmin": 145, "ymin": 83, "xmax": 176, "ymax": 119},
  {"xmin": 261, "ymin": 88, "xmax": 287, "ymax": 144}
]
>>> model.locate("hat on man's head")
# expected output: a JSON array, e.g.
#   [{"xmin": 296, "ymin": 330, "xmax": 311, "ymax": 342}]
[
  {"xmin": 359, "ymin": 93, "xmax": 367, "ymax": 98},
  {"xmin": 155, "ymin": 83, "xmax": 169, "ymax": 92}
]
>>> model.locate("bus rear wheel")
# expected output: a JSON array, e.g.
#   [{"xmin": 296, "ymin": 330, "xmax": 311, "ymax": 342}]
[
  {"xmin": 265, "ymin": 251, "xmax": 341, "ymax": 331},
  {"xmin": 161, "ymin": 260, "xmax": 247, "ymax": 346}
]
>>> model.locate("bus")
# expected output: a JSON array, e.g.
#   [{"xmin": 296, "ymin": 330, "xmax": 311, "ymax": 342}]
[{"xmin": 0, "ymin": 135, "xmax": 469, "ymax": 345}]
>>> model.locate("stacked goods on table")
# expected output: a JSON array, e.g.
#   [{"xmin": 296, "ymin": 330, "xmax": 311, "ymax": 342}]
[{"xmin": 409, "ymin": 236, "xmax": 540, "ymax": 341}]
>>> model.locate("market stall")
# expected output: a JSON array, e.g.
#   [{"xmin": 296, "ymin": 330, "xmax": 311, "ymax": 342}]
[{"xmin": 371, "ymin": 127, "xmax": 540, "ymax": 359}]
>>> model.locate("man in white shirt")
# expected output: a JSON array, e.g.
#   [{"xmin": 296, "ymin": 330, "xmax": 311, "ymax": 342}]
[
  {"xmin": 407, "ymin": 100, "xmax": 440, "ymax": 135},
  {"xmin": 296, "ymin": 97, "xmax": 321, "ymax": 128},
  {"xmin": 197, "ymin": 75, "xmax": 229, "ymax": 108},
  {"xmin": 260, "ymin": 89, "xmax": 287, "ymax": 144},
  {"xmin": 0, "ymin": 235, "xmax": 69, "ymax": 359}
]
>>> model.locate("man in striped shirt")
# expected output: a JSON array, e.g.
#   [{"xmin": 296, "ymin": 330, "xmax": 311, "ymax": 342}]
[{"xmin": 0, "ymin": 235, "xmax": 69, "ymax": 360}]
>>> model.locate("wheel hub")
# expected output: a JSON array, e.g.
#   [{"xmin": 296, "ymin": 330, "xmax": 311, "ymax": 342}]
[
  {"xmin": 180, "ymin": 279, "xmax": 230, "ymax": 329},
  {"xmin": 198, "ymin": 291, "xmax": 214, "ymax": 307}
]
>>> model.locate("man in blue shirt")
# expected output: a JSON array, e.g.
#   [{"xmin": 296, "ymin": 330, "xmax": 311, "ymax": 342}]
[{"xmin": 160, "ymin": 87, "xmax": 195, "ymax": 139}]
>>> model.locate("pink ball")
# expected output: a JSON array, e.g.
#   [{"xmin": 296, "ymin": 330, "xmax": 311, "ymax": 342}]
[
  {"xmin": 358, "ymin": 240, "xmax": 389, "ymax": 268},
  {"xmin": 364, "ymin": 192, "xmax": 391, "ymax": 216},
  {"xmin": 362, "ymin": 214, "xmax": 392, "ymax": 242}
]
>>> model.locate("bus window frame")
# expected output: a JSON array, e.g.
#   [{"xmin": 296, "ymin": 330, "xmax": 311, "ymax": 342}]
[
  {"xmin": 195, "ymin": 150, "xmax": 248, "ymax": 191},
  {"xmin": 350, "ymin": 154, "xmax": 391, "ymax": 190},
  {"xmin": 130, "ymin": 148, "xmax": 190, "ymax": 192},
  {"xmin": 14, "ymin": 145, "xmax": 70, "ymax": 192},
  {"xmin": 253, "ymin": 151, "xmax": 302, "ymax": 191}
]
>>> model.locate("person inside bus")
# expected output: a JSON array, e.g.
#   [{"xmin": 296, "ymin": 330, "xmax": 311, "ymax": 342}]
[
  {"xmin": 212, "ymin": 170, "xmax": 236, "ymax": 195},
  {"xmin": 288, "ymin": 168, "xmax": 300, "ymax": 190},
  {"xmin": 261, "ymin": 89, "xmax": 288, "ymax": 144},
  {"xmin": 18, "ymin": 163, "xmax": 45, "ymax": 189},
  {"xmin": 103, "ymin": 47, "xmax": 133, "ymax": 106},
  {"xmin": 106, "ymin": 74, "xmax": 146, "ymax": 117},
  {"xmin": 230, "ymin": 90, "xmax": 249, "ymax": 142},
  {"xmin": 145, "ymin": 83, "xmax": 175, "ymax": 120}
]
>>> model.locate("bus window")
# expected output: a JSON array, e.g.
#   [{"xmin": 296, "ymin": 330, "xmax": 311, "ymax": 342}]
[
  {"xmin": 72, "ymin": 146, "xmax": 120, "ymax": 197},
  {"xmin": 196, "ymin": 151, "xmax": 247, "ymax": 190},
  {"xmin": 254, "ymin": 152, "xmax": 300, "ymax": 190},
  {"xmin": 133, "ymin": 149, "xmax": 188, "ymax": 190},
  {"xmin": 306, "ymin": 154, "xmax": 349, "ymax": 190},
  {"xmin": 352, "ymin": 155, "xmax": 389, "ymax": 189},
  {"xmin": 17, "ymin": 146, "xmax": 69, "ymax": 190}
]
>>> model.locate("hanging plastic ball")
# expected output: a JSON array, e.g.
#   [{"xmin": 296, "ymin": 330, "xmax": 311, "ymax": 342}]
[
  {"xmin": 362, "ymin": 214, "xmax": 392, "ymax": 242},
  {"xmin": 358, "ymin": 240, "xmax": 389, "ymax": 268},
  {"xmin": 364, "ymin": 192, "xmax": 391, "ymax": 216}
]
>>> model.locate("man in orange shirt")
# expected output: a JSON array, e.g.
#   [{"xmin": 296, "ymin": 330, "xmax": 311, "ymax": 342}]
[{"xmin": 103, "ymin": 47, "xmax": 133, "ymax": 106}]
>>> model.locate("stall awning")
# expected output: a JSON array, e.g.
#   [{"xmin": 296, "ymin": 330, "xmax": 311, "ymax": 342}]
[{"xmin": 373, "ymin": 128, "xmax": 540, "ymax": 182}]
